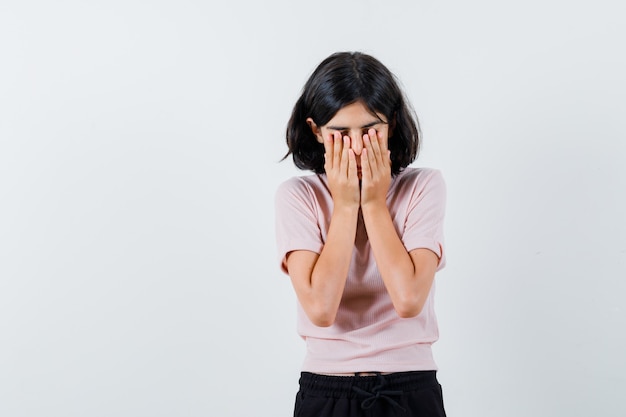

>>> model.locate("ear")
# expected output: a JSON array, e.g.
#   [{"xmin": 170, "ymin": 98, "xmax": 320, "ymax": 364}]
[{"xmin": 306, "ymin": 117, "xmax": 324, "ymax": 143}]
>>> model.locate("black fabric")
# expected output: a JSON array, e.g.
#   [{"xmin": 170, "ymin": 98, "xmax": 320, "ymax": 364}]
[{"xmin": 294, "ymin": 371, "xmax": 446, "ymax": 417}]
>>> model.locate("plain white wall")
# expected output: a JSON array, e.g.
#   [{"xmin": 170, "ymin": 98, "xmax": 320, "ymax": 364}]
[{"xmin": 1, "ymin": 1, "xmax": 625, "ymax": 416}]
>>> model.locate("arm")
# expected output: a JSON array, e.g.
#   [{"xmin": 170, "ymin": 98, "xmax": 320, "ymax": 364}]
[
  {"xmin": 360, "ymin": 129, "xmax": 442, "ymax": 318},
  {"xmin": 285, "ymin": 132, "xmax": 360, "ymax": 327},
  {"xmin": 361, "ymin": 201, "xmax": 440, "ymax": 318},
  {"xmin": 286, "ymin": 204, "xmax": 358, "ymax": 327}
]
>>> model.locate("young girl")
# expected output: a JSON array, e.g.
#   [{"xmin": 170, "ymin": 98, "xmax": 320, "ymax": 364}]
[{"xmin": 275, "ymin": 52, "xmax": 447, "ymax": 417}]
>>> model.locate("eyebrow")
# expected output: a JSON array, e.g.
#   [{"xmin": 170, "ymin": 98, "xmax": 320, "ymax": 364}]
[{"xmin": 326, "ymin": 121, "xmax": 385, "ymax": 131}]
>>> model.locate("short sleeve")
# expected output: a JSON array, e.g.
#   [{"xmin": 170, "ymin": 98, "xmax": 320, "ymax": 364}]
[
  {"xmin": 402, "ymin": 169, "xmax": 447, "ymax": 270},
  {"xmin": 275, "ymin": 177, "xmax": 325, "ymax": 274}
]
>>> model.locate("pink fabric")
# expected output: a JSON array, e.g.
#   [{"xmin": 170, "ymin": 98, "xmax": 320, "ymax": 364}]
[{"xmin": 275, "ymin": 168, "xmax": 446, "ymax": 373}]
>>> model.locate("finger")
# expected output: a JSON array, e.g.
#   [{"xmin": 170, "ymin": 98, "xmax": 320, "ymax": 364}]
[
  {"xmin": 361, "ymin": 148, "xmax": 372, "ymax": 180},
  {"xmin": 323, "ymin": 132, "xmax": 334, "ymax": 169},
  {"xmin": 347, "ymin": 148, "xmax": 358, "ymax": 181},
  {"xmin": 362, "ymin": 133, "xmax": 380, "ymax": 176},
  {"xmin": 332, "ymin": 131, "xmax": 342, "ymax": 169},
  {"xmin": 367, "ymin": 128, "xmax": 383, "ymax": 163},
  {"xmin": 339, "ymin": 135, "xmax": 350, "ymax": 175},
  {"xmin": 370, "ymin": 128, "xmax": 391, "ymax": 168},
  {"xmin": 373, "ymin": 127, "xmax": 389, "ymax": 154}
]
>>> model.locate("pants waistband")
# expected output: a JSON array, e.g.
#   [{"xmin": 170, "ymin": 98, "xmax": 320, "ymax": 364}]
[{"xmin": 299, "ymin": 370, "xmax": 439, "ymax": 398}]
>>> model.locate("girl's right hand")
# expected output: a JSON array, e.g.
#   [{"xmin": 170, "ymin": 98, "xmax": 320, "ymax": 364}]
[{"xmin": 323, "ymin": 131, "xmax": 360, "ymax": 209}]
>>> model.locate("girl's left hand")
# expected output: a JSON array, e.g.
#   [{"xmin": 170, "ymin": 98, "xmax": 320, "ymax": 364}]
[{"xmin": 360, "ymin": 128, "xmax": 391, "ymax": 207}]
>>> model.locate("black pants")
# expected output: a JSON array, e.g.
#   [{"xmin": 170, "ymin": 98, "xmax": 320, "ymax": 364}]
[{"xmin": 294, "ymin": 371, "xmax": 446, "ymax": 417}]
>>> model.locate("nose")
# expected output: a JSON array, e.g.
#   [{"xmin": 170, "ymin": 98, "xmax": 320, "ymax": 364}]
[{"xmin": 350, "ymin": 133, "xmax": 364, "ymax": 156}]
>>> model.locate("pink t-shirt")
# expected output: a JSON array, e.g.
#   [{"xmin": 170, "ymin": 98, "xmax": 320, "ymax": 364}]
[{"xmin": 275, "ymin": 167, "xmax": 446, "ymax": 373}]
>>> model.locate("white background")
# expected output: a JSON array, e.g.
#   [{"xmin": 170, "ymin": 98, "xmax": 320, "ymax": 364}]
[{"xmin": 1, "ymin": 1, "xmax": 625, "ymax": 416}]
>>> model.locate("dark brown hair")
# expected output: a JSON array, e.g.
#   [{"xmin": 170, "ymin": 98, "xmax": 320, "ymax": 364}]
[{"xmin": 284, "ymin": 51, "xmax": 420, "ymax": 175}]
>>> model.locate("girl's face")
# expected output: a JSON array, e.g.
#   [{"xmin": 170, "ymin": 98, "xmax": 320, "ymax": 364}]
[{"xmin": 307, "ymin": 101, "xmax": 391, "ymax": 170}]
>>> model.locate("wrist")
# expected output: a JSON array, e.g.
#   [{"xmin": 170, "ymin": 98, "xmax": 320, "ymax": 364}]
[
  {"xmin": 360, "ymin": 199, "xmax": 388, "ymax": 214},
  {"xmin": 333, "ymin": 201, "xmax": 360, "ymax": 213}
]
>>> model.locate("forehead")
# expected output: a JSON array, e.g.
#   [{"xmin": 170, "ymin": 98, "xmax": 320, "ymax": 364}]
[{"xmin": 324, "ymin": 101, "xmax": 386, "ymax": 128}]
